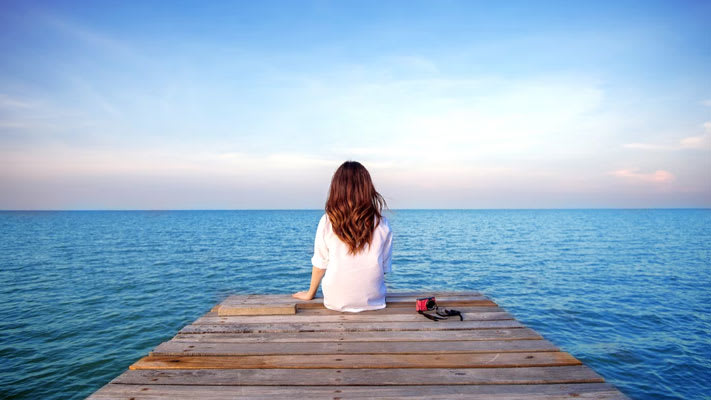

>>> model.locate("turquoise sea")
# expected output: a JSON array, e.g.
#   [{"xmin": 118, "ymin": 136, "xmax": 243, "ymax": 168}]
[{"xmin": 1, "ymin": 209, "xmax": 709, "ymax": 399}]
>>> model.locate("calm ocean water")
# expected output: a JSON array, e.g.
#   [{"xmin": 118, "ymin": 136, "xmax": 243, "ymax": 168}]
[{"xmin": 0, "ymin": 209, "xmax": 709, "ymax": 399}]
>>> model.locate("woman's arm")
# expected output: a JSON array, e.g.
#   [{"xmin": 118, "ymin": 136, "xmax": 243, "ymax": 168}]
[{"xmin": 292, "ymin": 266, "xmax": 326, "ymax": 300}]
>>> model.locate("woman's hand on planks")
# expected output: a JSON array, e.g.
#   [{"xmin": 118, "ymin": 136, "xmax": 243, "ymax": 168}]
[{"xmin": 292, "ymin": 291, "xmax": 315, "ymax": 301}]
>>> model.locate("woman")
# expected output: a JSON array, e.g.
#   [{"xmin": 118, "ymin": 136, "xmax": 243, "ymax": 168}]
[{"xmin": 292, "ymin": 161, "xmax": 392, "ymax": 312}]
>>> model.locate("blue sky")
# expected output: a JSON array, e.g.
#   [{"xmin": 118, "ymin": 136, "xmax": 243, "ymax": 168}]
[{"xmin": 1, "ymin": 1, "xmax": 709, "ymax": 209}]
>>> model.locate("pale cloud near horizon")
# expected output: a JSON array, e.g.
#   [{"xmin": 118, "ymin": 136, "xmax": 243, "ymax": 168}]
[
  {"xmin": 623, "ymin": 121, "xmax": 711, "ymax": 151},
  {"xmin": 610, "ymin": 168, "xmax": 675, "ymax": 184},
  {"xmin": 0, "ymin": 94, "xmax": 34, "ymax": 109}
]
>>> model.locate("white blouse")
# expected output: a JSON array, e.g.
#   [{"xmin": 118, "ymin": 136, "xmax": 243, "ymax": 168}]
[{"xmin": 311, "ymin": 213, "xmax": 393, "ymax": 312}]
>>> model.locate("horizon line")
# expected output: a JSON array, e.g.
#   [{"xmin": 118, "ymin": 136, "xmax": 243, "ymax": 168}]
[{"xmin": 1, "ymin": 207, "xmax": 710, "ymax": 212}]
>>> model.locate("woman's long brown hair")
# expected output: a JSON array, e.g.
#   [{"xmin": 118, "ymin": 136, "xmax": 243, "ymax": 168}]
[{"xmin": 326, "ymin": 161, "xmax": 387, "ymax": 255}]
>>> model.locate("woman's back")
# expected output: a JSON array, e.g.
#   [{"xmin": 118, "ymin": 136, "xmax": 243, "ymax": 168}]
[
  {"xmin": 312, "ymin": 213, "xmax": 392, "ymax": 312},
  {"xmin": 292, "ymin": 160, "xmax": 391, "ymax": 312}
]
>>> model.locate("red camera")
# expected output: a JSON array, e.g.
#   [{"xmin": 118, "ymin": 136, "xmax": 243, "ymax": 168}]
[
  {"xmin": 416, "ymin": 296, "xmax": 436, "ymax": 312},
  {"xmin": 416, "ymin": 296, "xmax": 464, "ymax": 321}
]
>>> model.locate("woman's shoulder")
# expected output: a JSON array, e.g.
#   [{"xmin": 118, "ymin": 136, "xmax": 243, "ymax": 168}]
[
  {"xmin": 316, "ymin": 213, "xmax": 336, "ymax": 239},
  {"xmin": 377, "ymin": 215, "xmax": 391, "ymax": 231},
  {"xmin": 316, "ymin": 213, "xmax": 330, "ymax": 231}
]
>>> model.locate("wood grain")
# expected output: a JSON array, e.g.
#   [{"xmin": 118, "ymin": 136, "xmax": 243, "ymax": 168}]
[
  {"xmin": 88, "ymin": 383, "xmax": 628, "ymax": 400},
  {"xmin": 88, "ymin": 292, "xmax": 629, "ymax": 399},
  {"xmin": 130, "ymin": 352, "xmax": 581, "ymax": 370},
  {"xmin": 195, "ymin": 311, "xmax": 514, "ymax": 325},
  {"xmin": 179, "ymin": 320, "xmax": 524, "ymax": 334},
  {"xmin": 151, "ymin": 339, "xmax": 559, "ymax": 356},
  {"xmin": 111, "ymin": 366, "xmax": 606, "ymax": 386},
  {"xmin": 170, "ymin": 327, "xmax": 542, "ymax": 343},
  {"xmin": 217, "ymin": 294, "xmax": 497, "ymax": 314},
  {"xmin": 216, "ymin": 304, "xmax": 296, "ymax": 316},
  {"xmin": 297, "ymin": 305, "xmax": 505, "ymax": 315}
]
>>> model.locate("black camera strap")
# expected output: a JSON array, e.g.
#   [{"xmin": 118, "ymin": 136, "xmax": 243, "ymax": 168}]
[
  {"xmin": 418, "ymin": 306, "xmax": 463, "ymax": 322},
  {"xmin": 436, "ymin": 307, "xmax": 463, "ymax": 321},
  {"xmin": 418, "ymin": 310, "xmax": 447, "ymax": 321}
]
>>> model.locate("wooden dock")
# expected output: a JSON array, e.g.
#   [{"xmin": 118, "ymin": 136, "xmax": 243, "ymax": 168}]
[{"xmin": 88, "ymin": 291, "xmax": 629, "ymax": 399}]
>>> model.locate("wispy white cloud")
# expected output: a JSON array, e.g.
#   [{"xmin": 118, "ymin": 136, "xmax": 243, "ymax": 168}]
[
  {"xmin": 39, "ymin": 12, "xmax": 138, "ymax": 60},
  {"xmin": 385, "ymin": 55, "xmax": 440, "ymax": 74},
  {"xmin": 610, "ymin": 168, "xmax": 675, "ymax": 183},
  {"xmin": 622, "ymin": 142, "xmax": 670, "ymax": 150},
  {"xmin": 0, "ymin": 94, "xmax": 34, "ymax": 109},
  {"xmin": 623, "ymin": 121, "xmax": 711, "ymax": 151},
  {"xmin": 288, "ymin": 72, "xmax": 606, "ymax": 164},
  {"xmin": 0, "ymin": 92, "xmax": 95, "ymax": 145},
  {"xmin": 0, "ymin": 147, "xmax": 339, "ymax": 179},
  {"xmin": 680, "ymin": 122, "xmax": 711, "ymax": 149},
  {"xmin": 0, "ymin": 145, "xmax": 608, "ymax": 209}
]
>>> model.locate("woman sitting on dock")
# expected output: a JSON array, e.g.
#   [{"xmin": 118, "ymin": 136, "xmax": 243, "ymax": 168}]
[{"xmin": 292, "ymin": 161, "xmax": 393, "ymax": 312}]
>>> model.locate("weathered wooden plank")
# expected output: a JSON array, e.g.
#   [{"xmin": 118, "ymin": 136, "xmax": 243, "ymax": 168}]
[
  {"xmin": 87, "ymin": 291, "xmax": 631, "ymax": 399},
  {"xmin": 386, "ymin": 291, "xmax": 483, "ymax": 297},
  {"xmin": 112, "ymin": 366, "xmax": 605, "ymax": 386},
  {"xmin": 215, "ymin": 304, "xmax": 296, "ymax": 316},
  {"xmin": 358, "ymin": 295, "xmax": 495, "ymax": 304},
  {"xmin": 151, "ymin": 339, "xmax": 559, "ymax": 356},
  {"xmin": 221, "ymin": 293, "xmax": 487, "ymax": 304},
  {"xmin": 87, "ymin": 291, "xmax": 632, "ymax": 399},
  {"xmin": 217, "ymin": 294, "xmax": 496, "ymax": 313},
  {"xmin": 130, "ymin": 351, "xmax": 581, "ymax": 370},
  {"xmin": 297, "ymin": 305, "xmax": 506, "ymax": 315},
  {"xmin": 171, "ymin": 328, "xmax": 542, "ymax": 343},
  {"xmin": 180, "ymin": 320, "xmax": 523, "ymax": 334},
  {"xmin": 225, "ymin": 300, "xmax": 497, "ymax": 313},
  {"xmin": 211, "ymin": 304, "xmax": 505, "ymax": 318},
  {"xmin": 88, "ymin": 383, "xmax": 629, "ymax": 400},
  {"xmin": 194, "ymin": 311, "xmax": 514, "ymax": 325}
]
